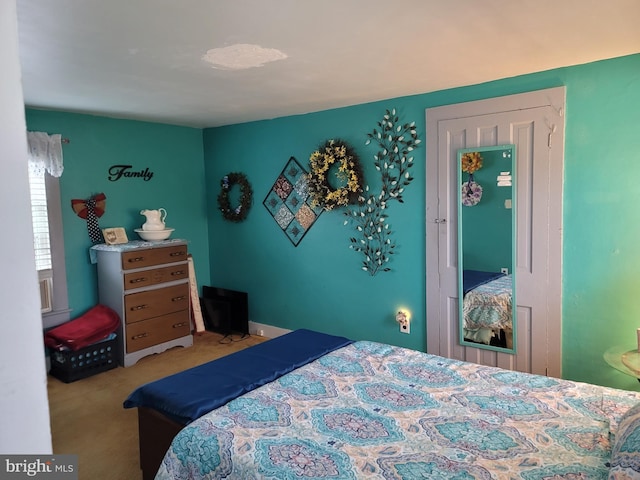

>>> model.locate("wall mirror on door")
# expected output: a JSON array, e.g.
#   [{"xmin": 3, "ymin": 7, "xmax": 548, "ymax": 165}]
[{"xmin": 457, "ymin": 145, "xmax": 516, "ymax": 354}]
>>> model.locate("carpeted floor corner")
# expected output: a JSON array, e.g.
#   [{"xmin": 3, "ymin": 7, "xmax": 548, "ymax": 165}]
[{"xmin": 47, "ymin": 331, "xmax": 267, "ymax": 480}]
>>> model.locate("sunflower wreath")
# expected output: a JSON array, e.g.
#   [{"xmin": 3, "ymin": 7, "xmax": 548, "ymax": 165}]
[
  {"xmin": 461, "ymin": 151, "xmax": 483, "ymax": 174},
  {"xmin": 217, "ymin": 172, "xmax": 253, "ymax": 222},
  {"xmin": 307, "ymin": 139, "xmax": 364, "ymax": 210}
]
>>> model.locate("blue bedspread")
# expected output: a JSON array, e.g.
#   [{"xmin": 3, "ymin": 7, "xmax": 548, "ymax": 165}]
[
  {"xmin": 156, "ymin": 341, "xmax": 640, "ymax": 479},
  {"xmin": 123, "ymin": 329, "xmax": 351, "ymax": 424},
  {"xmin": 463, "ymin": 269, "xmax": 505, "ymax": 295}
]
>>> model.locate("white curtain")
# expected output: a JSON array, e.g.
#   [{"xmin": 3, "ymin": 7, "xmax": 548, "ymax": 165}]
[{"xmin": 27, "ymin": 131, "xmax": 64, "ymax": 178}]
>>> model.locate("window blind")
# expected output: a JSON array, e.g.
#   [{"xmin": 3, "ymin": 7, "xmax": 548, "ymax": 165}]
[{"xmin": 28, "ymin": 168, "xmax": 52, "ymax": 271}]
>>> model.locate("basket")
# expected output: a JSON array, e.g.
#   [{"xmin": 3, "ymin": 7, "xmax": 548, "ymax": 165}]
[{"xmin": 49, "ymin": 336, "xmax": 118, "ymax": 383}]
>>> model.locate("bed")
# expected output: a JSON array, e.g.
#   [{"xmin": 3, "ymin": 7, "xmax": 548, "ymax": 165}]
[
  {"xmin": 125, "ymin": 329, "xmax": 640, "ymax": 479},
  {"xmin": 124, "ymin": 329, "xmax": 352, "ymax": 479},
  {"xmin": 462, "ymin": 270, "xmax": 513, "ymax": 347}
]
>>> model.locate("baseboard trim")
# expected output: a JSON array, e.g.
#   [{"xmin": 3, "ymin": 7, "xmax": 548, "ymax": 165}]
[{"xmin": 248, "ymin": 321, "xmax": 291, "ymax": 339}]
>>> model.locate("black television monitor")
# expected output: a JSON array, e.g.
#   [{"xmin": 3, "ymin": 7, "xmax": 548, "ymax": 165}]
[{"xmin": 200, "ymin": 286, "xmax": 249, "ymax": 336}]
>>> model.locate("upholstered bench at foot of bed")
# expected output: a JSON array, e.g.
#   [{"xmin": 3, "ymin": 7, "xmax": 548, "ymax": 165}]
[
  {"xmin": 125, "ymin": 328, "xmax": 352, "ymax": 479},
  {"xmin": 138, "ymin": 407, "xmax": 183, "ymax": 480}
]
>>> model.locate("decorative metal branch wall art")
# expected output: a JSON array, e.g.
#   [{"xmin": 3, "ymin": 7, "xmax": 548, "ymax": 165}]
[{"xmin": 343, "ymin": 109, "xmax": 421, "ymax": 275}]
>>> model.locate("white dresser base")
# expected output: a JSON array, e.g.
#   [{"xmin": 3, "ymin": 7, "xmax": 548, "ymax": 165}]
[{"xmin": 122, "ymin": 335, "xmax": 193, "ymax": 367}]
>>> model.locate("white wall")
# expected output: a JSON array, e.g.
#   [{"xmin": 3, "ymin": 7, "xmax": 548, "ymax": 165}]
[{"xmin": 0, "ymin": 0, "xmax": 52, "ymax": 453}]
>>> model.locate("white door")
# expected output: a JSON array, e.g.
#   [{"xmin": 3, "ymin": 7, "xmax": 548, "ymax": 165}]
[{"xmin": 425, "ymin": 88, "xmax": 565, "ymax": 377}]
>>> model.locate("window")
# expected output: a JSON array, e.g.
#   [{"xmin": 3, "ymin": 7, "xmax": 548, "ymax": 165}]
[
  {"xmin": 28, "ymin": 167, "xmax": 53, "ymax": 313},
  {"xmin": 27, "ymin": 170, "xmax": 70, "ymax": 327},
  {"xmin": 27, "ymin": 131, "xmax": 70, "ymax": 328}
]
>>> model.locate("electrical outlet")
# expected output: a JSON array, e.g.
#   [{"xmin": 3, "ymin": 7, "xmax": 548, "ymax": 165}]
[
  {"xmin": 400, "ymin": 321, "xmax": 410, "ymax": 334},
  {"xmin": 396, "ymin": 311, "xmax": 410, "ymax": 334}
]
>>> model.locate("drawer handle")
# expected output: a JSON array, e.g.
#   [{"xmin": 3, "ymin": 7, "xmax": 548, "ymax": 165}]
[
  {"xmin": 172, "ymin": 322, "xmax": 188, "ymax": 328},
  {"xmin": 169, "ymin": 252, "xmax": 185, "ymax": 257},
  {"xmin": 171, "ymin": 270, "xmax": 186, "ymax": 276},
  {"xmin": 129, "ymin": 277, "xmax": 147, "ymax": 284},
  {"xmin": 171, "ymin": 296, "xmax": 187, "ymax": 302},
  {"xmin": 131, "ymin": 304, "xmax": 148, "ymax": 311},
  {"xmin": 128, "ymin": 257, "xmax": 145, "ymax": 263},
  {"xmin": 131, "ymin": 333, "xmax": 149, "ymax": 340}
]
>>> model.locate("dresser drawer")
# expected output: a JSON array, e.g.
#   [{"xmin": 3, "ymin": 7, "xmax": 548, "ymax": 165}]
[
  {"xmin": 123, "ymin": 263, "xmax": 189, "ymax": 291},
  {"xmin": 126, "ymin": 310, "xmax": 191, "ymax": 353},
  {"xmin": 121, "ymin": 244, "xmax": 188, "ymax": 270},
  {"xmin": 124, "ymin": 283, "xmax": 189, "ymax": 324}
]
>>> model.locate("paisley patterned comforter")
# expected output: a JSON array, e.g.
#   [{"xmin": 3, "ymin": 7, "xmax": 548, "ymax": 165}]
[
  {"xmin": 463, "ymin": 274, "xmax": 512, "ymax": 330},
  {"xmin": 155, "ymin": 341, "xmax": 640, "ymax": 479}
]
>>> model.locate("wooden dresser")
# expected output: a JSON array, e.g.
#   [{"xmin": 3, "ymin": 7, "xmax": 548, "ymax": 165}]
[{"xmin": 94, "ymin": 240, "xmax": 193, "ymax": 367}]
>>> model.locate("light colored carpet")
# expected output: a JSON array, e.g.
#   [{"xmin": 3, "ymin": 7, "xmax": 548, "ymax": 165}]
[{"xmin": 47, "ymin": 331, "xmax": 267, "ymax": 480}]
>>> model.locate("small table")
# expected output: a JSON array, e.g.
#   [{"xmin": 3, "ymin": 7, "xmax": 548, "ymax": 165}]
[{"xmin": 604, "ymin": 345, "xmax": 640, "ymax": 379}]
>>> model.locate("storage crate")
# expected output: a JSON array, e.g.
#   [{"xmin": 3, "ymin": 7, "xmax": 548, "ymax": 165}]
[{"xmin": 49, "ymin": 336, "xmax": 118, "ymax": 383}]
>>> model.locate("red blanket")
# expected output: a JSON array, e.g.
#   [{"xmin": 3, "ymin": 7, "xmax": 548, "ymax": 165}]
[{"xmin": 45, "ymin": 304, "xmax": 120, "ymax": 351}]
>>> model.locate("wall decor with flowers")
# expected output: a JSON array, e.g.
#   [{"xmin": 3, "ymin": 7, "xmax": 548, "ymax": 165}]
[
  {"xmin": 343, "ymin": 108, "xmax": 421, "ymax": 276},
  {"xmin": 307, "ymin": 139, "xmax": 364, "ymax": 211},
  {"xmin": 460, "ymin": 152, "xmax": 484, "ymax": 207}
]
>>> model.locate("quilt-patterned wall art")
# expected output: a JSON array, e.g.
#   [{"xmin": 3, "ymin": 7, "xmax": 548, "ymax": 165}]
[{"xmin": 263, "ymin": 157, "xmax": 323, "ymax": 246}]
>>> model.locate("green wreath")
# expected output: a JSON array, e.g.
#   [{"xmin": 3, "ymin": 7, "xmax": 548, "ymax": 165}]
[
  {"xmin": 217, "ymin": 172, "xmax": 253, "ymax": 222},
  {"xmin": 307, "ymin": 139, "xmax": 364, "ymax": 210}
]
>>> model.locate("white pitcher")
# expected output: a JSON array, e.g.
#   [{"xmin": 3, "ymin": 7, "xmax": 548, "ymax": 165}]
[{"xmin": 140, "ymin": 208, "xmax": 167, "ymax": 231}]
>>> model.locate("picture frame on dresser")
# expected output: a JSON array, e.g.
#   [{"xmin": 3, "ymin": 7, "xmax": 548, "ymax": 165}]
[
  {"xmin": 93, "ymin": 240, "xmax": 193, "ymax": 367},
  {"xmin": 102, "ymin": 227, "xmax": 128, "ymax": 245}
]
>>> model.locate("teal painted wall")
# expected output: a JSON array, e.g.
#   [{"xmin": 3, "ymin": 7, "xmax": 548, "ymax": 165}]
[
  {"xmin": 24, "ymin": 110, "xmax": 210, "ymax": 317},
  {"xmin": 25, "ymin": 54, "xmax": 640, "ymax": 391},
  {"xmin": 204, "ymin": 53, "xmax": 640, "ymax": 390},
  {"xmin": 461, "ymin": 149, "xmax": 513, "ymax": 273},
  {"xmin": 203, "ymin": 103, "xmax": 426, "ymax": 350},
  {"xmin": 561, "ymin": 55, "xmax": 640, "ymax": 390}
]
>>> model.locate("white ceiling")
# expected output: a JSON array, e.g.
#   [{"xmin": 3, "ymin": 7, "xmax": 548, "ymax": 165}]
[{"xmin": 15, "ymin": 0, "xmax": 640, "ymax": 128}]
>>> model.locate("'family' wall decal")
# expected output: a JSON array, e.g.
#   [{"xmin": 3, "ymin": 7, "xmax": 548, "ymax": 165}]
[{"xmin": 108, "ymin": 165, "xmax": 154, "ymax": 181}]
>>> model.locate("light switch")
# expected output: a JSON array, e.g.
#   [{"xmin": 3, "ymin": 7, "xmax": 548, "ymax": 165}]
[{"xmin": 504, "ymin": 199, "xmax": 512, "ymax": 209}]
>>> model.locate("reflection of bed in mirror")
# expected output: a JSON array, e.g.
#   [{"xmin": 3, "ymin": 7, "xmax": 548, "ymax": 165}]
[
  {"xmin": 462, "ymin": 269, "xmax": 512, "ymax": 349},
  {"xmin": 457, "ymin": 144, "xmax": 516, "ymax": 353}
]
